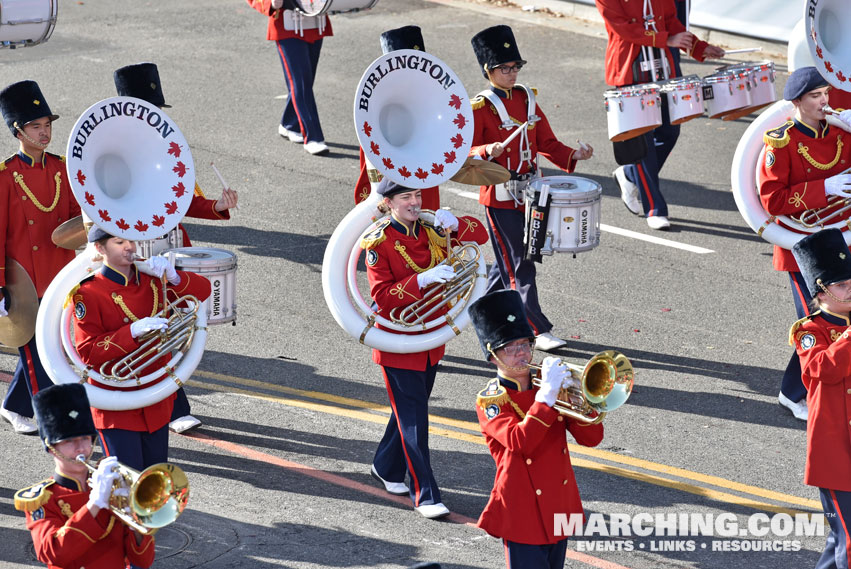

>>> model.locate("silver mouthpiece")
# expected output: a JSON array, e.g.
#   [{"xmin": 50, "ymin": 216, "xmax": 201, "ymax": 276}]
[{"xmin": 823, "ymin": 104, "xmax": 839, "ymax": 116}]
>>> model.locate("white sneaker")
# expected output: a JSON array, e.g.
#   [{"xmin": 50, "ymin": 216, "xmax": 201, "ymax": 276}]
[
  {"xmin": 614, "ymin": 166, "xmax": 641, "ymax": 215},
  {"xmin": 778, "ymin": 393, "xmax": 808, "ymax": 421},
  {"xmin": 370, "ymin": 464, "xmax": 408, "ymax": 495},
  {"xmin": 534, "ymin": 332, "xmax": 567, "ymax": 352},
  {"xmin": 415, "ymin": 502, "xmax": 450, "ymax": 519},
  {"xmin": 277, "ymin": 124, "xmax": 304, "ymax": 143},
  {"xmin": 0, "ymin": 407, "xmax": 38, "ymax": 434},
  {"xmin": 304, "ymin": 140, "xmax": 329, "ymax": 156},
  {"xmin": 646, "ymin": 215, "xmax": 671, "ymax": 230},
  {"xmin": 169, "ymin": 415, "xmax": 202, "ymax": 434}
]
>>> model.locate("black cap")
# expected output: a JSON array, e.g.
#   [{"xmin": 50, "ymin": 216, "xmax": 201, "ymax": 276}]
[
  {"xmin": 792, "ymin": 228, "xmax": 851, "ymax": 297},
  {"xmin": 468, "ymin": 290, "xmax": 534, "ymax": 360},
  {"xmin": 380, "ymin": 26, "xmax": 426, "ymax": 54},
  {"xmin": 33, "ymin": 384, "xmax": 97, "ymax": 451},
  {"xmin": 471, "ymin": 25, "xmax": 526, "ymax": 78},
  {"xmin": 114, "ymin": 62, "xmax": 171, "ymax": 108},
  {"xmin": 87, "ymin": 226, "xmax": 113, "ymax": 243},
  {"xmin": 783, "ymin": 66, "xmax": 830, "ymax": 101},
  {"xmin": 0, "ymin": 80, "xmax": 59, "ymax": 138},
  {"xmin": 377, "ymin": 177, "xmax": 417, "ymax": 198}
]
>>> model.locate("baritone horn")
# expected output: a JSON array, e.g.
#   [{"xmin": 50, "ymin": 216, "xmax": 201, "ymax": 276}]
[
  {"xmin": 76, "ymin": 455, "xmax": 189, "ymax": 535},
  {"xmin": 530, "ymin": 350, "xmax": 634, "ymax": 424}
]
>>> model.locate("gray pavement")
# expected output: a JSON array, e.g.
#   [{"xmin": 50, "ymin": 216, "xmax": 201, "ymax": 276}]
[{"xmin": 0, "ymin": 1, "xmax": 826, "ymax": 568}]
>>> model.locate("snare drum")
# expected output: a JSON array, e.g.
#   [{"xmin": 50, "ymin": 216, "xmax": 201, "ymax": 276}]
[
  {"xmin": 165, "ymin": 247, "xmax": 237, "ymax": 326},
  {"xmin": 136, "ymin": 227, "xmax": 183, "ymax": 259},
  {"xmin": 722, "ymin": 61, "xmax": 777, "ymax": 120},
  {"xmin": 292, "ymin": 0, "xmax": 378, "ymax": 16},
  {"xmin": 604, "ymin": 83, "xmax": 662, "ymax": 142},
  {"xmin": 660, "ymin": 75, "xmax": 703, "ymax": 125},
  {"xmin": 0, "ymin": 0, "xmax": 57, "ymax": 48},
  {"xmin": 702, "ymin": 68, "xmax": 751, "ymax": 119},
  {"xmin": 529, "ymin": 176, "xmax": 602, "ymax": 255}
]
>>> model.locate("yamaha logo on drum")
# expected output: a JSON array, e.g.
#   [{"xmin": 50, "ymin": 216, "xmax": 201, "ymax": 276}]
[
  {"xmin": 358, "ymin": 53, "xmax": 457, "ymax": 112},
  {"xmin": 70, "ymin": 98, "xmax": 176, "ymax": 159}
]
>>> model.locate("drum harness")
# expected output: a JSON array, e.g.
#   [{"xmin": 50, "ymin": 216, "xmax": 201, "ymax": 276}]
[
  {"xmin": 640, "ymin": 0, "xmax": 672, "ymax": 84},
  {"xmin": 282, "ymin": 9, "xmax": 327, "ymax": 35},
  {"xmin": 477, "ymin": 84, "xmax": 540, "ymax": 206}
]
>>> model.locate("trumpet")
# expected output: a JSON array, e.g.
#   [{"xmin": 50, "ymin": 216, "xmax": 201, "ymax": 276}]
[
  {"xmin": 530, "ymin": 350, "xmax": 634, "ymax": 424},
  {"xmin": 76, "ymin": 455, "xmax": 189, "ymax": 535}
]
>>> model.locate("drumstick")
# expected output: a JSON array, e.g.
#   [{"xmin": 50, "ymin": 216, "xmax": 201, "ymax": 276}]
[
  {"xmin": 723, "ymin": 47, "xmax": 763, "ymax": 55},
  {"xmin": 210, "ymin": 162, "xmax": 240, "ymax": 211}
]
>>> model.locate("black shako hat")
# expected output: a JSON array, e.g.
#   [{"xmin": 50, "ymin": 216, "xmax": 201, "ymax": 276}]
[
  {"xmin": 783, "ymin": 66, "xmax": 830, "ymax": 101},
  {"xmin": 33, "ymin": 384, "xmax": 97, "ymax": 451},
  {"xmin": 380, "ymin": 25, "xmax": 426, "ymax": 54},
  {"xmin": 0, "ymin": 80, "xmax": 59, "ymax": 138},
  {"xmin": 114, "ymin": 62, "xmax": 171, "ymax": 108},
  {"xmin": 468, "ymin": 290, "xmax": 534, "ymax": 360},
  {"xmin": 792, "ymin": 228, "xmax": 851, "ymax": 297},
  {"xmin": 471, "ymin": 25, "xmax": 526, "ymax": 78},
  {"xmin": 377, "ymin": 177, "xmax": 418, "ymax": 198}
]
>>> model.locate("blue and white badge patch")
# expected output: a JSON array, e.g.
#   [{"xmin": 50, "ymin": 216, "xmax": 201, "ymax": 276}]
[
  {"xmin": 31, "ymin": 507, "xmax": 45, "ymax": 521},
  {"xmin": 800, "ymin": 333, "xmax": 816, "ymax": 350},
  {"xmin": 765, "ymin": 150, "xmax": 775, "ymax": 168},
  {"xmin": 485, "ymin": 404, "xmax": 500, "ymax": 420},
  {"xmin": 74, "ymin": 301, "xmax": 86, "ymax": 320},
  {"xmin": 366, "ymin": 250, "xmax": 379, "ymax": 267}
]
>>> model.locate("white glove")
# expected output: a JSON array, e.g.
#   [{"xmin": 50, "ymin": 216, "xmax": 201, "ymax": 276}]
[
  {"xmin": 535, "ymin": 356, "xmax": 567, "ymax": 407},
  {"xmin": 87, "ymin": 456, "xmax": 119, "ymax": 510},
  {"xmin": 136, "ymin": 256, "xmax": 180, "ymax": 285},
  {"xmin": 0, "ymin": 295, "xmax": 7, "ymax": 318},
  {"xmin": 825, "ymin": 174, "xmax": 851, "ymax": 198},
  {"xmin": 561, "ymin": 368, "xmax": 578, "ymax": 391},
  {"xmin": 433, "ymin": 209, "xmax": 459, "ymax": 232},
  {"xmin": 839, "ymin": 109, "xmax": 851, "ymax": 127},
  {"xmin": 130, "ymin": 317, "xmax": 169, "ymax": 339},
  {"xmin": 416, "ymin": 264, "xmax": 455, "ymax": 289},
  {"xmin": 271, "ymin": 0, "xmax": 284, "ymax": 8}
]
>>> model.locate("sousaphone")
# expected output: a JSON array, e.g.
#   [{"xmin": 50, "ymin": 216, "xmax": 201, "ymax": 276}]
[{"xmin": 806, "ymin": 0, "xmax": 850, "ymax": 90}]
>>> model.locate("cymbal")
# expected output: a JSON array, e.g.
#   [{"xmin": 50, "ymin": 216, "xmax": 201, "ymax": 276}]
[
  {"xmin": 450, "ymin": 157, "xmax": 511, "ymax": 186},
  {"xmin": 52, "ymin": 215, "xmax": 87, "ymax": 250},
  {"xmin": 0, "ymin": 258, "xmax": 39, "ymax": 348}
]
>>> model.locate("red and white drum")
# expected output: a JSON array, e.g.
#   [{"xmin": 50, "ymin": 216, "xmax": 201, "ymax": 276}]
[
  {"xmin": 702, "ymin": 68, "xmax": 751, "ymax": 119},
  {"xmin": 604, "ymin": 83, "xmax": 662, "ymax": 141},
  {"xmin": 165, "ymin": 247, "xmax": 238, "ymax": 326},
  {"xmin": 0, "ymin": 0, "xmax": 57, "ymax": 48},
  {"xmin": 660, "ymin": 75, "xmax": 704, "ymax": 125},
  {"xmin": 737, "ymin": 61, "xmax": 777, "ymax": 117},
  {"xmin": 292, "ymin": 0, "xmax": 378, "ymax": 16}
]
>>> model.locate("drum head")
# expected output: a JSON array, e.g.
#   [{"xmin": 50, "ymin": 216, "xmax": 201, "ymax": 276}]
[{"xmin": 165, "ymin": 247, "xmax": 236, "ymax": 269}]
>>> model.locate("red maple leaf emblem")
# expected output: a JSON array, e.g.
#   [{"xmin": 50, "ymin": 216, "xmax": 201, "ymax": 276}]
[
  {"xmin": 816, "ymin": 46, "xmax": 824, "ymax": 59},
  {"xmin": 84, "ymin": 191, "xmax": 95, "ymax": 206},
  {"xmin": 115, "ymin": 218, "xmax": 130, "ymax": 231},
  {"xmin": 837, "ymin": 71, "xmax": 847, "ymax": 83},
  {"xmin": 382, "ymin": 157, "xmax": 395, "ymax": 170},
  {"xmin": 168, "ymin": 141, "xmax": 182, "ymax": 158},
  {"xmin": 172, "ymin": 182, "xmax": 186, "ymax": 198},
  {"xmin": 152, "ymin": 215, "xmax": 165, "ymax": 227},
  {"xmin": 453, "ymin": 113, "xmax": 467, "ymax": 130},
  {"xmin": 98, "ymin": 209, "xmax": 111, "ymax": 222},
  {"xmin": 451, "ymin": 134, "xmax": 464, "ymax": 149},
  {"xmin": 370, "ymin": 141, "xmax": 380, "ymax": 156},
  {"xmin": 444, "ymin": 151, "xmax": 456, "ymax": 164},
  {"xmin": 164, "ymin": 201, "xmax": 179, "ymax": 215},
  {"xmin": 431, "ymin": 163, "xmax": 445, "ymax": 175},
  {"xmin": 811, "ymin": 28, "xmax": 817, "ymax": 42},
  {"xmin": 134, "ymin": 220, "xmax": 149, "ymax": 232},
  {"xmin": 173, "ymin": 161, "xmax": 187, "ymax": 177},
  {"xmin": 363, "ymin": 122, "xmax": 372, "ymax": 137},
  {"xmin": 414, "ymin": 168, "xmax": 429, "ymax": 180},
  {"xmin": 398, "ymin": 166, "xmax": 411, "ymax": 179},
  {"xmin": 449, "ymin": 94, "xmax": 463, "ymax": 110},
  {"xmin": 825, "ymin": 61, "xmax": 833, "ymax": 73},
  {"xmin": 76, "ymin": 170, "xmax": 86, "ymax": 186}
]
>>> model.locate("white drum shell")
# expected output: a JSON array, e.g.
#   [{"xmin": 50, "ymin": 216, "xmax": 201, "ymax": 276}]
[
  {"xmin": 604, "ymin": 84, "xmax": 662, "ymax": 142},
  {"xmin": 530, "ymin": 176, "xmax": 602, "ymax": 254},
  {"xmin": 293, "ymin": 0, "xmax": 378, "ymax": 15},
  {"xmin": 166, "ymin": 247, "xmax": 237, "ymax": 326},
  {"xmin": 661, "ymin": 75, "xmax": 704, "ymax": 125},
  {"xmin": 702, "ymin": 72, "xmax": 751, "ymax": 119},
  {"xmin": 0, "ymin": 0, "xmax": 57, "ymax": 47},
  {"xmin": 136, "ymin": 227, "xmax": 183, "ymax": 259},
  {"xmin": 747, "ymin": 62, "xmax": 777, "ymax": 110}
]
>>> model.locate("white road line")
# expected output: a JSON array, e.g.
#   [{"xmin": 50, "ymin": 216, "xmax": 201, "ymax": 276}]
[{"xmin": 443, "ymin": 185, "xmax": 715, "ymax": 254}]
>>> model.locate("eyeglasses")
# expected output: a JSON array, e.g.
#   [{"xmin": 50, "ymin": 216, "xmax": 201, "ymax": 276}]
[
  {"xmin": 496, "ymin": 63, "xmax": 524, "ymax": 75},
  {"xmin": 500, "ymin": 342, "xmax": 533, "ymax": 356}
]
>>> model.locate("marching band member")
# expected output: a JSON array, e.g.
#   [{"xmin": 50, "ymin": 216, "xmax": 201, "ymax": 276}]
[
  {"xmin": 363, "ymin": 177, "xmax": 487, "ymax": 519},
  {"xmin": 247, "ymin": 0, "xmax": 332, "ymax": 156},
  {"xmin": 72, "ymin": 227, "xmax": 211, "ymax": 471},
  {"xmin": 113, "ymin": 61, "xmax": 239, "ymax": 434},
  {"xmin": 353, "ymin": 26, "xmax": 439, "ymax": 210},
  {"xmin": 14, "ymin": 383, "xmax": 155, "ymax": 569},
  {"xmin": 790, "ymin": 229, "xmax": 851, "ymax": 569},
  {"xmin": 596, "ymin": 0, "xmax": 724, "ymax": 229},
  {"xmin": 469, "ymin": 25, "xmax": 593, "ymax": 352},
  {"xmin": 469, "ymin": 290, "xmax": 603, "ymax": 568},
  {"xmin": 0, "ymin": 80, "xmax": 82, "ymax": 435},
  {"xmin": 758, "ymin": 67, "xmax": 851, "ymax": 421}
]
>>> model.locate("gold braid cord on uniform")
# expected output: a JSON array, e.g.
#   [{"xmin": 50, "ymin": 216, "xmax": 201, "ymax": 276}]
[
  {"xmin": 797, "ymin": 135, "xmax": 844, "ymax": 170},
  {"xmin": 13, "ymin": 171, "xmax": 62, "ymax": 213},
  {"xmin": 394, "ymin": 227, "xmax": 447, "ymax": 273},
  {"xmin": 111, "ymin": 281, "xmax": 159, "ymax": 322}
]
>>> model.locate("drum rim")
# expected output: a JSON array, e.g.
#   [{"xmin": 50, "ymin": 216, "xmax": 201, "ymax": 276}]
[{"xmin": 604, "ymin": 84, "xmax": 660, "ymax": 97}]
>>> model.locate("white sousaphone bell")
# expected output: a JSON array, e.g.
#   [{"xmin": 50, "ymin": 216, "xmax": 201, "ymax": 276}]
[
  {"xmin": 35, "ymin": 96, "xmax": 209, "ymax": 411},
  {"xmin": 322, "ymin": 49, "xmax": 487, "ymax": 353}
]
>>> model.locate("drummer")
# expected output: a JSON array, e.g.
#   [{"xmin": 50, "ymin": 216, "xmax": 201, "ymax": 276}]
[{"xmin": 469, "ymin": 25, "xmax": 593, "ymax": 352}]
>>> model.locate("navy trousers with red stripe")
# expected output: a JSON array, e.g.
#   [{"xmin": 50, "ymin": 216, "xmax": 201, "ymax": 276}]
[
  {"xmin": 3, "ymin": 335, "xmax": 52, "ymax": 418},
  {"xmin": 373, "ymin": 361, "xmax": 441, "ymax": 507},
  {"xmin": 98, "ymin": 426, "xmax": 168, "ymax": 472},
  {"xmin": 504, "ymin": 538, "xmax": 568, "ymax": 569},
  {"xmin": 781, "ymin": 271, "xmax": 811, "ymax": 404},
  {"xmin": 276, "ymin": 37, "xmax": 324, "ymax": 144},
  {"xmin": 817, "ymin": 488, "xmax": 851, "ymax": 569},
  {"xmin": 484, "ymin": 206, "xmax": 553, "ymax": 335}
]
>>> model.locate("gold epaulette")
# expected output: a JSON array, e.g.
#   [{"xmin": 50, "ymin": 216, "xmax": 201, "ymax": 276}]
[
  {"xmin": 0, "ymin": 154, "xmax": 15, "ymax": 172},
  {"xmin": 14, "ymin": 479, "xmax": 55, "ymax": 512},
  {"xmin": 471, "ymin": 95, "xmax": 486, "ymax": 111},
  {"xmin": 64, "ymin": 284, "xmax": 81, "ymax": 309},
  {"xmin": 194, "ymin": 181, "xmax": 206, "ymax": 198},
  {"xmin": 764, "ymin": 120, "xmax": 794, "ymax": 149},
  {"xmin": 45, "ymin": 151, "xmax": 65, "ymax": 163},
  {"xmin": 531, "ymin": 87, "xmax": 538, "ymax": 96},
  {"xmin": 788, "ymin": 312, "xmax": 817, "ymax": 346},
  {"xmin": 477, "ymin": 379, "xmax": 510, "ymax": 410},
  {"xmin": 360, "ymin": 219, "xmax": 391, "ymax": 250}
]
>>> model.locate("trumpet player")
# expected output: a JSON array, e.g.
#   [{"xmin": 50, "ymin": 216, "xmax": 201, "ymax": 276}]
[
  {"xmin": 14, "ymin": 383, "xmax": 154, "ymax": 569},
  {"xmin": 469, "ymin": 290, "xmax": 603, "ymax": 569}
]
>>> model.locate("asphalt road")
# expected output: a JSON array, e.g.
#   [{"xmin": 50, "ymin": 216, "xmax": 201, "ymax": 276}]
[{"xmin": 0, "ymin": 1, "xmax": 827, "ymax": 568}]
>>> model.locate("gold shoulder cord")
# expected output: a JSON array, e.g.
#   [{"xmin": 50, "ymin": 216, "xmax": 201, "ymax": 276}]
[
  {"xmin": 111, "ymin": 281, "xmax": 159, "ymax": 322},
  {"xmin": 393, "ymin": 236, "xmax": 445, "ymax": 273},
  {"xmin": 797, "ymin": 135, "xmax": 844, "ymax": 170},
  {"xmin": 12, "ymin": 171, "xmax": 62, "ymax": 213}
]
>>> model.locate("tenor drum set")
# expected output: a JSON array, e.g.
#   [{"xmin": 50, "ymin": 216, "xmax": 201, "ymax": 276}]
[{"xmin": 0, "ymin": 0, "xmax": 57, "ymax": 48}]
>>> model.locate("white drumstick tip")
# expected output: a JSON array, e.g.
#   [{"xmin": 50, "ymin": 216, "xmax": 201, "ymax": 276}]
[{"xmin": 210, "ymin": 161, "xmax": 240, "ymax": 211}]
